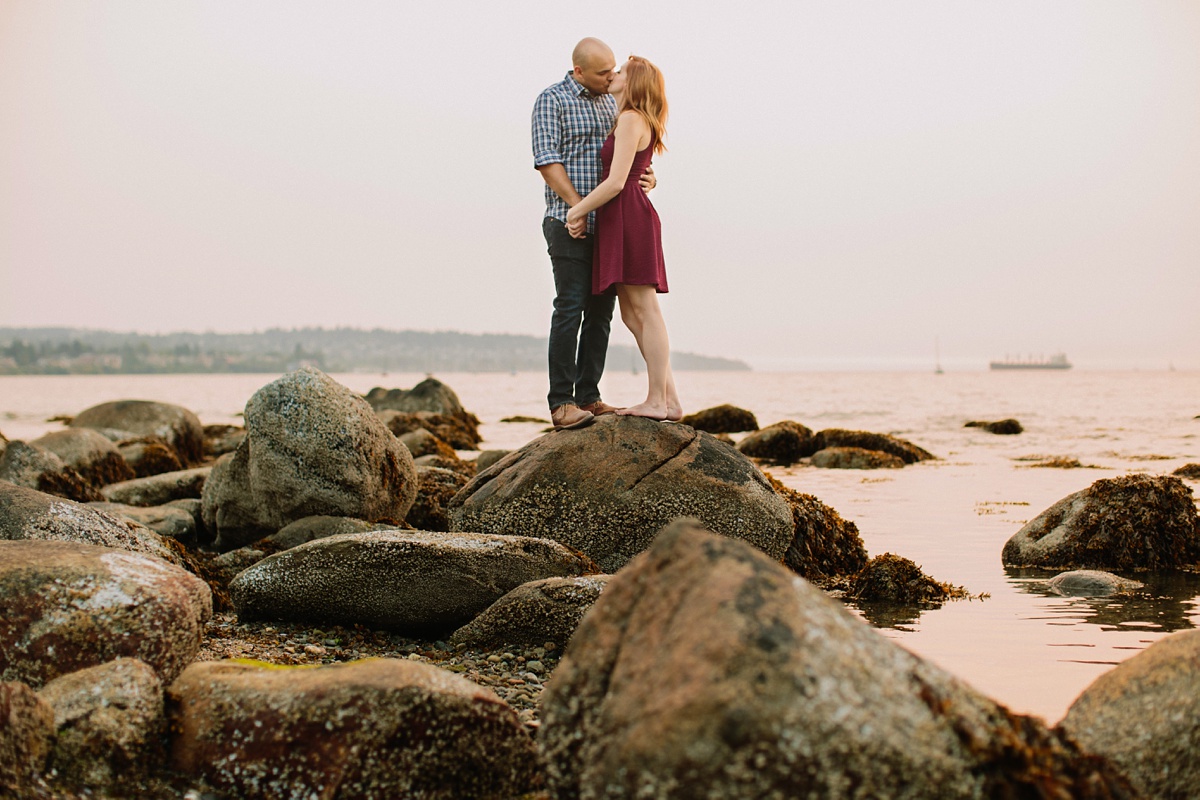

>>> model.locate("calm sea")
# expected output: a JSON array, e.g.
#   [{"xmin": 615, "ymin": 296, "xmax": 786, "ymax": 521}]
[{"xmin": 3, "ymin": 369, "xmax": 1199, "ymax": 723}]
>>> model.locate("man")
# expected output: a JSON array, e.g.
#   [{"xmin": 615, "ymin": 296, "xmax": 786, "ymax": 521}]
[{"xmin": 532, "ymin": 37, "xmax": 654, "ymax": 430}]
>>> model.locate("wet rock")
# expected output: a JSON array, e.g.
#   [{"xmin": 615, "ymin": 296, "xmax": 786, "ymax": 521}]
[
  {"xmin": 966, "ymin": 418, "xmax": 1024, "ymax": 435},
  {"xmin": 202, "ymin": 424, "xmax": 246, "ymax": 458},
  {"xmin": 811, "ymin": 446, "xmax": 906, "ymax": 469},
  {"xmin": 1173, "ymin": 462, "xmax": 1200, "ymax": 480},
  {"xmin": 735, "ymin": 420, "xmax": 816, "ymax": 464},
  {"xmin": 450, "ymin": 416, "xmax": 794, "ymax": 573},
  {"xmin": 766, "ymin": 475, "xmax": 868, "ymax": 582},
  {"xmin": 1060, "ymin": 629, "xmax": 1200, "ymax": 799},
  {"xmin": 0, "ymin": 539, "xmax": 211, "ymax": 688},
  {"xmin": 812, "ymin": 428, "xmax": 936, "ymax": 463},
  {"xmin": 406, "ymin": 466, "xmax": 470, "ymax": 532},
  {"xmin": 70, "ymin": 400, "xmax": 205, "ymax": 468},
  {"xmin": 0, "ymin": 681, "xmax": 55, "ymax": 796},
  {"xmin": 30, "ymin": 428, "xmax": 133, "ymax": 488},
  {"xmin": 201, "ymin": 367, "xmax": 417, "ymax": 551},
  {"xmin": 38, "ymin": 658, "xmax": 164, "ymax": 788},
  {"xmin": 413, "ymin": 453, "xmax": 476, "ymax": 478},
  {"xmin": 100, "ymin": 466, "xmax": 210, "ymax": 507},
  {"xmin": 450, "ymin": 575, "xmax": 611, "ymax": 649},
  {"xmin": 0, "ymin": 480, "xmax": 187, "ymax": 566},
  {"xmin": 0, "ymin": 440, "xmax": 101, "ymax": 502},
  {"xmin": 475, "ymin": 449, "xmax": 511, "ymax": 472},
  {"xmin": 366, "ymin": 376, "xmax": 468, "ymax": 416},
  {"xmin": 847, "ymin": 553, "xmax": 963, "ymax": 605},
  {"xmin": 398, "ymin": 427, "xmax": 457, "ymax": 459},
  {"xmin": 117, "ymin": 436, "xmax": 184, "ymax": 478},
  {"xmin": 88, "ymin": 501, "xmax": 198, "ymax": 542},
  {"xmin": 1047, "ymin": 570, "xmax": 1144, "ymax": 597},
  {"xmin": 168, "ymin": 658, "xmax": 540, "ymax": 800},
  {"xmin": 230, "ymin": 529, "xmax": 595, "ymax": 636},
  {"xmin": 679, "ymin": 404, "xmax": 759, "ymax": 434},
  {"xmin": 379, "ymin": 409, "xmax": 482, "ymax": 450},
  {"xmin": 540, "ymin": 521, "xmax": 1136, "ymax": 800},
  {"xmin": 1002, "ymin": 474, "xmax": 1200, "ymax": 571}
]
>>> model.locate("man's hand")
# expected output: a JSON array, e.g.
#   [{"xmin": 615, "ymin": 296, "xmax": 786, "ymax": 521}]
[
  {"xmin": 639, "ymin": 165, "xmax": 656, "ymax": 194},
  {"xmin": 566, "ymin": 216, "xmax": 587, "ymax": 239}
]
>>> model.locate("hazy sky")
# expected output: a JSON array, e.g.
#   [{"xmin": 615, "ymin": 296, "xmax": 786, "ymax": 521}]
[{"xmin": 2, "ymin": 1, "xmax": 1197, "ymax": 370}]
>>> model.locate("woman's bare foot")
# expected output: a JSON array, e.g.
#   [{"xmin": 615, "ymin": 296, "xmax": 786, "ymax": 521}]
[
  {"xmin": 665, "ymin": 403, "xmax": 684, "ymax": 422},
  {"xmin": 617, "ymin": 402, "xmax": 668, "ymax": 420}
]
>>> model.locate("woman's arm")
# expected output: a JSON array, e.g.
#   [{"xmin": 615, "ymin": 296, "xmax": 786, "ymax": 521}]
[{"xmin": 566, "ymin": 112, "xmax": 650, "ymax": 226}]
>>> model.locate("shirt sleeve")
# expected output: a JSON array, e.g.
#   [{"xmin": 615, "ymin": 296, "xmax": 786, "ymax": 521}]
[{"xmin": 531, "ymin": 91, "xmax": 563, "ymax": 169}]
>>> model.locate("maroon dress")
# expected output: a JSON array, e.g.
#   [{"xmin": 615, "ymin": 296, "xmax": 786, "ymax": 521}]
[{"xmin": 592, "ymin": 132, "xmax": 667, "ymax": 296}]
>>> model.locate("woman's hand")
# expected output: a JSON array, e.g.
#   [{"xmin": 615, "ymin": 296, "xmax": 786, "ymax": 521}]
[{"xmin": 565, "ymin": 207, "xmax": 587, "ymax": 238}]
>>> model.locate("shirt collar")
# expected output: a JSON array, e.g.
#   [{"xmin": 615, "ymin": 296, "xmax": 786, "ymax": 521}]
[{"xmin": 564, "ymin": 72, "xmax": 601, "ymax": 100}]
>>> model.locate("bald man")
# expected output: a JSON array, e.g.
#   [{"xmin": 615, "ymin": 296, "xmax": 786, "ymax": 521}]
[{"xmin": 532, "ymin": 38, "xmax": 654, "ymax": 430}]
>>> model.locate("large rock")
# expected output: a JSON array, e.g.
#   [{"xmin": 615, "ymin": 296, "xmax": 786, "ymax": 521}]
[
  {"xmin": 202, "ymin": 424, "xmax": 246, "ymax": 457},
  {"xmin": 1047, "ymin": 569, "xmax": 1143, "ymax": 597},
  {"xmin": 450, "ymin": 575, "xmax": 612, "ymax": 649},
  {"xmin": 811, "ymin": 446, "xmax": 905, "ymax": 469},
  {"xmin": 540, "ymin": 521, "xmax": 1135, "ymax": 799},
  {"xmin": 378, "ymin": 409, "xmax": 482, "ymax": 450},
  {"xmin": 0, "ymin": 540, "xmax": 212, "ymax": 688},
  {"xmin": 87, "ymin": 501, "xmax": 198, "ymax": 542},
  {"xmin": 0, "ymin": 681, "xmax": 55, "ymax": 796},
  {"xmin": 230, "ymin": 529, "xmax": 595, "ymax": 636},
  {"xmin": 117, "ymin": 437, "xmax": 183, "ymax": 478},
  {"xmin": 766, "ymin": 475, "xmax": 868, "ymax": 582},
  {"xmin": 167, "ymin": 658, "xmax": 540, "ymax": 799},
  {"xmin": 812, "ymin": 428, "xmax": 936, "ymax": 463},
  {"xmin": 38, "ymin": 658, "xmax": 164, "ymax": 788},
  {"xmin": 1060, "ymin": 630, "xmax": 1200, "ymax": 799},
  {"xmin": 365, "ymin": 376, "xmax": 467, "ymax": 416},
  {"xmin": 0, "ymin": 440, "xmax": 100, "ymax": 502},
  {"xmin": 1002, "ymin": 474, "xmax": 1200, "ymax": 571},
  {"xmin": 398, "ymin": 427, "xmax": 457, "ymax": 459},
  {"xmin": 406, "ymin": 465, "xmax": 470, "ymax": 531},
  {"xmin": 735, "ymin": 420, "xmax": 816, "ymax": 464},
  {"xmin": 100, "ymin": 466, "xmax": 210, "ymax": 507},
  {"xmin": 449, "ymin": 415, "xmax": 794, "ymax": 572},
  {"xmin": 0, "ymin": 480, "xmax": 186, "ymax": 566},
  {"xmin": 69, "ymin": 400, "xmax": 205, "ymax": 467},
  {"xmin": 679, "ymin": 404, "xmax": 759, "ymax": 434},
  {"xmin": 30, "ymin": 428, "xmax": 134, "ymax": 488},
  {"xmin": 201, "ymin": 368, "xmax": 418, "ymax": 551},
  {"xmin": 965, "ymin": 418, "xmax": 1024, "ymax": 435}
]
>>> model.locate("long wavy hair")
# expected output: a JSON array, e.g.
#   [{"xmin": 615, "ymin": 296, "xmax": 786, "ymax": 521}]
[{"xmin": 620, "ymin": 55, "xmax": 668, "ymax": 154}]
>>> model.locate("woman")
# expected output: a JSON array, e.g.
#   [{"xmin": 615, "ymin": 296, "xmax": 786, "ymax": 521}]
[{"xmin": 566, "ymin": 56, "xmax": 681, "ymax": 421}]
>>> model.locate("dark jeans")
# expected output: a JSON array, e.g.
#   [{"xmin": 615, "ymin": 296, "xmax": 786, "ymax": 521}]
[{"xmin": 543, "ymin": 216, "xmax": 615, "ymax": 411}]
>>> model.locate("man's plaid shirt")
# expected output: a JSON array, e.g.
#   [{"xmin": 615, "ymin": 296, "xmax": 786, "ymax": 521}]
[{"xmin": 532, "ymin": 72, "xmax": 617, "ymax": 234}]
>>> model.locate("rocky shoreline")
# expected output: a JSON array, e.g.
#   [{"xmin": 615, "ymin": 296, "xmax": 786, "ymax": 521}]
[{"xmin": 2, "ymin": 367, "xmax": 1198, "ymax": 798}]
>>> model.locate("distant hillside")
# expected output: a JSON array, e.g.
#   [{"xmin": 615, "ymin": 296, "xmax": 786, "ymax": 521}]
[{"xmin": 0, "ymin": 327, "xmax": 750, "ymax": 375}]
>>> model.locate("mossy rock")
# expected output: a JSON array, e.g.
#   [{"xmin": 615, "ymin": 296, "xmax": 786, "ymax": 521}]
[{"xmin": 679, "ymin": 404, "xmax": 759, "ymax": 434}]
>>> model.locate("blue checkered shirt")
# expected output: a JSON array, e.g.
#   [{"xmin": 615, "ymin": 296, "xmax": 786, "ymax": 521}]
[{"xmin": 532, "ymin": 73, "xmax": 617, "ymax": 234}]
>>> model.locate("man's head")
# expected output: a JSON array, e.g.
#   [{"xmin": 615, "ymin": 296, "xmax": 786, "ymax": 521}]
[{"xmin": 571, "ymin": 38, "xmax": 616, "ymax": 96}]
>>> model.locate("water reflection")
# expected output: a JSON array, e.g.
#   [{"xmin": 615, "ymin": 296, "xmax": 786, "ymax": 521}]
[
  {"xmin": 1005, "ymin": 567, "xmax": 1200, "ymax": 633},
  {"xmin": 848, "ymin": 601, "xmax": 926, "ymax": 631}
]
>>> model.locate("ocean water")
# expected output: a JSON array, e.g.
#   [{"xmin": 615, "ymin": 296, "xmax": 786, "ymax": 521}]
[{"xmin": 2, "ymin": 368, "xmax": 1199, "ymax": 723}]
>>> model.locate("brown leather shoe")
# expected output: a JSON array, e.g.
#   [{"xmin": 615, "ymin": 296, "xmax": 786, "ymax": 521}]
[
  {"xmin": 579, "ymin": 400, "xmax": 620, "ymax": 416},
  {"xmin": 551, "ymin": 403, "xmax": 595, "ymax": 430}
]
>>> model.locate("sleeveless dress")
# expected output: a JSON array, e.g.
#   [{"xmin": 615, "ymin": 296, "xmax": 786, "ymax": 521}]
[{"xmin": 592, "ymin": 132, "xmax": 667, "ymax": 296}]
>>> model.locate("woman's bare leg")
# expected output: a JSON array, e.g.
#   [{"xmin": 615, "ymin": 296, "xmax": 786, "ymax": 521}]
[{"xmin": 615, "ymin": 284, "xmax": 675, "ymax": 419}]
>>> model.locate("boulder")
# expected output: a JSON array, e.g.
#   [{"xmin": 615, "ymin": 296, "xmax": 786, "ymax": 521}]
[
  {"xmin": 365, "ymin": 376, "xmax": 468, "ymax": 416},
  {"xmin": 0, "ymin": 539, "xmax": 211, "ymax": 688},
  {"xmin": 812, "ymin": 428, "xmax": 936, "ymax": 464},
  {"xmin": 0, "ymin": 440, "xmax": 101, "ymax": 502},
  {"xmin": 202, "ymin": 424, "xmax": 246, "ymax": 457},
  {"xmin": 201, "ymin": 368, "xmax": 418, "ymax": 551},
  {"xmin": 406, "ymin": 466, "xmax": 470, "ymax": 532},
  {"xmin": 1173, "ymin": 463, "xmax": 1200, "ymax": 480},
  {"xmin": 38, "ymin": 658, "xmax": 164, "ymax": 788},
  {"xmin": 450, "ymin": 575, "xmax": 612, "ymax": 649},
  {"xmin": 230, "ymin": 529, "xmax": 595, "ymax": 636},
  {"xmin": 413, "ymin": 453, "xmax": 476, "ymax": 478},
  {"xmin": 1060, "ymin": 630, "xmax": 1200, "ymax": 799},
  {"xmin": 117, "ymin": 437, "xmax": 183, "ymax": 478},
  {"xmin": 846, "ymin": 553, "xmax": 962, "ymax": 605},
  {"xmin": 811, "ymin": 446, "xmax": 905, "ymax": 469},
  {"xmin": 1047, "ymin": 570, "xmax": 1144, "ymax": 597},
  {"xmin": 449, "ymin": 416, "xmax": 794, "ymax": 572},
  {"xmin": 167, "ymin": 658, "xmax": 540, "ymax": 799},
  {"xmin": 100, "ymin": 466, "xmax": 210, "ymax": 507},
  {"xmin": 398, "ymin": 427, "xmax": 456, "ymax": 459},
  {"xmin": 0, "ymin": 681, "xmax": 55, "ymax": 796},
  {"xmin": 0, "ymin": 480, "xmax": 186, "ymax": 566},
  {"xmin": 474, "ymin": 449, "xmax": 511, "ymax": 472},
  {"xmin": 966, "ymin": 418, "xmax": 1024, "ymax": 435},
  {"xmin": 766, "ymin": 475, "xmax": 868, "ymax": 582},
  {"xmin": 87, "ymin": 501, "xmax": 198, "ymax": 542},
  {"xmin": 735, "ymin": 420, "xmax": 816, "ymax": 464},
  {"xmin": 679, "ymin": 404, "xmax": 759, "ymax": 434},
  {"xmin": 378, "ymin": 409, "xmax": 482, "ymax": 450},
  {"xmin": 1001, "ymin": 474, "xmax": 1200, "ymax": 571},
  {"xmin": 30, "ymin": 428, "xmax": 133, "ymax": 488},
  {"xmin": 540, "ymin": 521, "xmax": 1135, "ymax": 799},
  {"xmin": 69, "ymin": 400, "xmax": 205, "ymax": 467}
]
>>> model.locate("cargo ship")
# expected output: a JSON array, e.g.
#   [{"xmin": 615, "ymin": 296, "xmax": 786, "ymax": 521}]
[{"xmin": 989, "ymin": 353, "xmax": 1072, "ymax": 371}]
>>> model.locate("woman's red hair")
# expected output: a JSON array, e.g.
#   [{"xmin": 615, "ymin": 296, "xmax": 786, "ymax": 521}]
[{"xmin": 621, "ymin": 56, "xmax": 668, "ymax": 154}]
